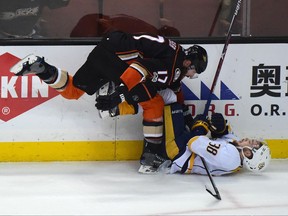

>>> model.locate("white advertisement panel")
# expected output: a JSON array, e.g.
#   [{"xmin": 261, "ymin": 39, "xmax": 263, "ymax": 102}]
[
  {"xmin": 182, "ymin": 43, "xmax": 288, "ymax": 139},
  {"xmin": 0, "ymin": 45, "xmax": 143, "ymax": 142},
  {"xmin": 0, "ymin": 43, "xmax": 287, "ymax": 142}
]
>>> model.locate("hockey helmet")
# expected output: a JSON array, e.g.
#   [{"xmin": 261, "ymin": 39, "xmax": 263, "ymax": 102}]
[
  {"xmin": 242, "ymin": 142, "xmax": 271, "ymax": 173},
  {"xmin": 184, "ymin": 45, "xmax": 208, "ymax": 74}
]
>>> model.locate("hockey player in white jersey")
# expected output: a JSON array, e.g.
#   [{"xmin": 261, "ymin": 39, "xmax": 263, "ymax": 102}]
[{"xmin": 143, "ymin": 103, "xmax": 271, "ymax": 175}]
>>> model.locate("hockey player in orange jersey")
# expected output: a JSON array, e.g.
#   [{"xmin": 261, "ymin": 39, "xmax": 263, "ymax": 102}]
[{"xmin": 10, "ymin": 31, "xmax": 208, "ymax": 173}]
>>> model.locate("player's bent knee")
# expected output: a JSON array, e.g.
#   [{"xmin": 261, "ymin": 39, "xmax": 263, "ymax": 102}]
[{"xmin": 140, "ymin": 94, "xmax": 164, "ymax": 120}]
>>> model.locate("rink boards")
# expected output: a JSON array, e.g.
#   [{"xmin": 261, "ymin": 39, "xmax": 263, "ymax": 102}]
[{"xmin": 0, "ymin": 44, "xmax": 287, "ymax": 161}]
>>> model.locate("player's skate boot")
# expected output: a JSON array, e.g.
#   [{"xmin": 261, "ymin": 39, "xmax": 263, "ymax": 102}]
[
  {"xmin": 10, "ymin": 54, "xmax": 58, "ymax": 84},
  {"xmin": 139, "ymin": 151, "xmax": 171, "ymax": 174},
  {"xmin": 138, "ymin": 142, "xmax": 171, "ymax": 174}
]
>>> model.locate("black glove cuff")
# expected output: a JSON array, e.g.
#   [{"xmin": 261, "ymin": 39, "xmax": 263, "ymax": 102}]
[
  {"xmin": 211, "ymin": 126, "xmax": 229, "ymax": 138},
  {"xmin": 116, "ymin": 83, "xmax": 129, "ymax": 102}
]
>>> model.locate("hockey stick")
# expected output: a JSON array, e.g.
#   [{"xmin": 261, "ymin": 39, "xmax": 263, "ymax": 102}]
[
  {"xmin": 201, "ymin": 0, "xmax": 242, "ymax": 200},
  {"xmin": 203, "ymin": 0, "xmax": 242, "ymax": 116},
  {"xmin": 208, "ymin": 0, "xmax": 224, "ymax": 36},
  {"xmin": 200, "ymin": 156, "xmax": 221, "ymax": 200}
]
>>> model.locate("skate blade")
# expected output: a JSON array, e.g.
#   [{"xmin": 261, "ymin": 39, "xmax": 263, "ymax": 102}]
[
  {"xmin": 138, "ymin": 160, "xmax": 171, "ymax": 174},
  {"xmin": 10, "ymin": 54, "xmax": 38, "ymax": 75},
  {"xmin": 138, "ymin": 165, "xmax": 158, "ymax": 174}
]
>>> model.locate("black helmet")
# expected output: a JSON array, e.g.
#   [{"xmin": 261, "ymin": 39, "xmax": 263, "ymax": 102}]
[{"xmin": 184, "ymin": 45, "xmax": 208, "ymax": 74}]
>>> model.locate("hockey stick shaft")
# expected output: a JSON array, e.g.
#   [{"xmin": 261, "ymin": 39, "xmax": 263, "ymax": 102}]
[
  {"xmin": 203, "ymin": 0, "xmax": 242, "ymax": 116},
  {"xmin": 200, "ymin": 156, "xmax": 221, "ymax": 200},
  {"xmin": 201, "ymin": 0, "xmax": 242, "ymax": 200},
  {"xmin": 208, "ymin": 0, "xmax": 224, "ymax": 36}
]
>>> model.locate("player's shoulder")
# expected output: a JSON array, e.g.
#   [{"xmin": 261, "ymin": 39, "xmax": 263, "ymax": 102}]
[{"xmin": 190, "ymin": 135, "xmax": 210, "ymax": 146}]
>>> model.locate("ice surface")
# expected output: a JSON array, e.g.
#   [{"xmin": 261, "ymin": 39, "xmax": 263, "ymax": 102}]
[{"xmin": 0, "ymin": 160, "xmax": 287, "ymax": 215}]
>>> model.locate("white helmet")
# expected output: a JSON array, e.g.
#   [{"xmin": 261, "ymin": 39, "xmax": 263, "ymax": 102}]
[{"xmin": 242, "ymin": 143, "xmax": 271, "ymax": 173}]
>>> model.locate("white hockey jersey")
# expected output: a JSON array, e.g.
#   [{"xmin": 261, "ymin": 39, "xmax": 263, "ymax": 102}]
[{"xmin": 170, "ymin": 133, "xmax": 242, "ymax": 175}]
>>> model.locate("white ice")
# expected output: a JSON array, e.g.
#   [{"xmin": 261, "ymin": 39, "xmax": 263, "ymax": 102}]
[{"xmin": 0, "ymin": 159, "xmax": 287, "ymax": 215}]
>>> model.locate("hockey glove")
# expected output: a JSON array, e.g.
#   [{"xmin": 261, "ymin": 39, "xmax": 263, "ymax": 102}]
[
  {"xmin": 183, "ymin": 104, "xmax": 194, "ymax": 131},
  {"xmin": 191, "ymin": 114, "xmax": 209, "ymax": 135},
  {"xmin": 209, "ymin": 113, "xmax": 228, "ymax": 138},
  {"xmin": 95, "ymin": 84, "xmax": 128, "ymax": 110}
]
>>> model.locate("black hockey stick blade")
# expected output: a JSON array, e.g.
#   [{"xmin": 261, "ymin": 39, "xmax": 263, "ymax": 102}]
[
  {"xmin": 205, "ymin": 185, "xmax": 222, "ymax": 200},
  {"xmin": 200, "ymin": 156, "xmax": 222, "ymax": 200}
]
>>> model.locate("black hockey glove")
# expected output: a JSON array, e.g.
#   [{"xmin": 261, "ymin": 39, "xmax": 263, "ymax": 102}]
[
  {"xmin": 95, "ymin": 84, "xmax": 128, "ymax": 110},
  {"xmin": 191, "ymin": 114, "xmax": 209, "ymax": 135},
  {"xmin": 183, "ymin": 104, "xmax": 194, "ymax": 131},
  {"xmin": 209, "ymin": 113, "xmax": 228, "ymax": 138}
]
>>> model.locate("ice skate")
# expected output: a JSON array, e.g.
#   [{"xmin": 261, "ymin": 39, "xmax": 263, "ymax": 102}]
[
  {"xmin": 138, "ymin": 151, "xmax": 171, "ymax": 174},
  {"xmin": 10, "ymin": 54, "xmax": 45, "ymax": 76}
]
